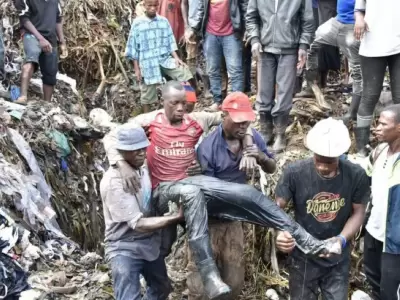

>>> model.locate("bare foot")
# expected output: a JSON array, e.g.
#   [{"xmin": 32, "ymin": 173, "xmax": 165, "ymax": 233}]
[{"xmin": 15, "ymin": 96, "xmax": 28, "ymax": 105}]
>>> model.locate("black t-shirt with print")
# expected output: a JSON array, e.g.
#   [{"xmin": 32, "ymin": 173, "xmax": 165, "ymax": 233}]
[{"xmin": 275, "ymin": 158, "xmax": 371, "ymax": 267}]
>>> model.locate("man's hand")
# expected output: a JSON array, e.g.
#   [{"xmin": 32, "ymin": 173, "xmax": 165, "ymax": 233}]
[
  {"xmin": 354, "ymin": 16, "xmax": 368, "ymax": 41},
  {"xmin": 182, "ymin": 28, "xmax": 195, "ymax": 45},
  {"xmin": 134, "ymin": 67, "xmax": 142, "ymax": 83},
  {"xmin": 319, "ymin": 236, "xmax": 342, "ymax": 258},
  {"xmin": 243, "ymin": 144, "xmax": 262, "ymax": 161},
  {"xmin": 251, "ymin": 42, "xmax": 263, "ymax": 61},
  {"xmin": 175, "ymin": 58, "xmax": 187, "ymax": 68},
  {"xmin": 276, "ymin": 231, "xmax": 295, "ymax": 253},
  {"xmin": 297, "ymin": 49, "xmax": 307, "ymax": 70},
  {"xmin": 118, "ymin": 162, "xmax": 141, "ymax": 194},
  {"xmin": 239, "ymin": 155, "xmax": 257, "ymax": 174},
  {"xmin": 39, "ymin": 38, "xmax": 52, "ymax": 53},
  {"xmin": 186, "ymin": 160, "xmax": 202, "ymax": 176},
  {"xmin": 60, "ymin": 43, "xmax": 68, "ymax": 59}
]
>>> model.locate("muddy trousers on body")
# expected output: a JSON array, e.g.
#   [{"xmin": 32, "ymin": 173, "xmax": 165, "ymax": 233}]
[
  {"xmin": 186, "ymin": 220, "xmax": 245, "ymax": 300},
  {"xmin": 154, "ymin": 175, "xmax": 336, "ymax": 299},
  {"xmin": 306, "ymin": 18, "xmax": 362, "ymax": 124},
  {"xmin": 364, "ymin": 231, "xmax": 400, "ymax": 300},
  {"xmin": 355, "ymin": 52, "xmax": 400, "ymax": 156}
]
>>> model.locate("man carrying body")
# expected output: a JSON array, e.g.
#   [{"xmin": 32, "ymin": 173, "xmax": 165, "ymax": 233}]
[
  {"xmin": 186, "ymin": 92, "xmax": 276, "ymax": 299},
  {"xmin": 103, "ymin": 81, "xmax": 342, "ymax": 299},
  {"xmin": 275, "ymin": 118, "xmax": 370, "ymax": 300},
  {"xmin": 185, "ymin": 0, "xmax": 248, "ymax": 111},
  {"xmin": 14, "ymin": 0, "xmax": 67, "ymax": 105},
  {"xmin": 246, "ymin": 0, "xmax": 314, "ymax": 152},
  {"xmin": 306, "ymin": 0, "xmax": 362, "ymax": 119},
  {"xmin": 100, "ymin": 127, "xmax": 184, "ymax": 300},
  {"xmin": 362, "ymin": 104, "xmax": 400, "ymax": 300}
]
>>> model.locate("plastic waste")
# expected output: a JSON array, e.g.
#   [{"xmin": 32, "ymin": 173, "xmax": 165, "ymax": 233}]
[
  {"xmin": 46, "ymin": 129, "xmax": 71, "ymax": 158},
  {"xmin": 351, "ymin": 290, "xmax": 372, "ymax": 300}
]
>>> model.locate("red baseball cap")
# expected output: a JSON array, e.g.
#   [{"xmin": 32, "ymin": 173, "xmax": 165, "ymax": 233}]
[{"xmin": 221, "ymin": 92, "xmax": 255, "ymax": 123}]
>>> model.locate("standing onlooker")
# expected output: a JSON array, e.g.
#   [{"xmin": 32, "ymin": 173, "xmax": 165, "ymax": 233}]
[
  {"xmin": 186, "ymin": 0, "xmax": 248, "ymax": 111},
  {"xmin": 275, "ymin": 118, "xmax": 370, "ymax": 300},
  {"xmin": 246, "ymin": 0, "xmax": 314, "ymax": 152},
  {"xmin": 363, "ymin": 104, "xmax": 400, "ymax": 300},
  {"xmin": 100, "ymin": 126, "xmax": 184, "ymax": 300},
  {"xmin": 14, "ymin": 0, "xmax": 67, "ymax": 105},
  {"xmin": 158, "ymin": 0, "xmax": 184, "ymax": 44},
  {"xmin": 125, "ymin": 0, "xmax": 193, "ymax": 113},
  {"xmin": 354, "ymin": 0, "xmax": 400, "ymax": 156},
  {"xmin": 306, "ymin": 0, "xmax": 362, "ymax": 122}
]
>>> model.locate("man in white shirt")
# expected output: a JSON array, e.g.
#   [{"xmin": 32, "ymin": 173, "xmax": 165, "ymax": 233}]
[
  {"xmin": 363, "ymin": 104, "xmax": 400, "ymax": 300},
  {"xmin": 353, "ymin": 0, "xmax": 400, "ymax": 157}
]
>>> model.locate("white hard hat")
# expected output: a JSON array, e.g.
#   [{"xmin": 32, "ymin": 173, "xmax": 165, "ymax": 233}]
[{"xmin": 305, "ymin": 118, "xmax": 351, "ymax": 157}]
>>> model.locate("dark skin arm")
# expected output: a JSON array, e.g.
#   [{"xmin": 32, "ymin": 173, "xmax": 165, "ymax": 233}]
[
  {"xmin": 275, "ymin": 197, "xmax": 296, "ymax": 252},
  {"xmin": 135, "ymin": 207, "xmax": 184, "ymax": 233},
  {"xmin": 339, "ymin": 203, "xmax": 366, "ymax": 242},
  {"xmin": 242, "ymin": 144, "xmax": 277, "ymax": 174},
  {"xmin": 55, "ymin": 22, "xmax": 65, "ymax": 44},
  {"xmin": 181, "ymin": 0, "xmax": 189, "ymax": 28}
]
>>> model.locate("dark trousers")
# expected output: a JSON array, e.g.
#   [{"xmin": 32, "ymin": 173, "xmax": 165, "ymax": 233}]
[
  {"xmin": 243, "ymin": 43, "xmax": 252, "ymax": 93},
  {"xmin": 289, "ymin": 255, "xmax": 350, "ymax": 300},
  {"xmin": 357, "ymin": 53, "xmax": 400, "ymax": 127},
  {"xmin": 364, "ymin": 231, "xmax": 400, "ymax": 300},
  {"xmin": 110, "ymin": 255, "xmax": 172, "ymax": 300},
  {"xmin": 154, "ymin": 175, "xmax": 329, "ymax": 258}
]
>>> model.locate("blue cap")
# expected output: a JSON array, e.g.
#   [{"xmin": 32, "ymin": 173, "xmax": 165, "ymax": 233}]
[{"xmin": 116, "ymin": 127, "xmax": 150, "ymax": 151}]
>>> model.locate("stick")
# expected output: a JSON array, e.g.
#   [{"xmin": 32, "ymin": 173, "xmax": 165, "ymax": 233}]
[
  {"xmin": 110, "ymin": 41, "xmax": 130, "ymax": 83},
  {"xmin": 92, "ymin": 50, "xmax": 107, "ymax": 103}
]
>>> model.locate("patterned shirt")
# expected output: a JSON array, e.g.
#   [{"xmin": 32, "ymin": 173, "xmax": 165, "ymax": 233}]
[{"xmin": 125, "ymin": 14, "xmax": 178, "ymax": 85}]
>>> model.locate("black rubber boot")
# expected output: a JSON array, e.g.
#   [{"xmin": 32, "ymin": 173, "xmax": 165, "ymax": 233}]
[
  {"xmin": 259, "ymin": 112, "xmax": 273, "ymax": 144},
  {"xmin": 354, "ymin": 126, "xmax": 370, "ymax": 157},
  {"xmin": 342, "ymin": 94, "xmax": 362, "ymax": 126},
  {"xmin": 189, "ymin": 236, "xmax": 231, "ymax": 299},
  {"xmin": 272, "ymin": 115, "xmax": 289, "ymax": 153}
]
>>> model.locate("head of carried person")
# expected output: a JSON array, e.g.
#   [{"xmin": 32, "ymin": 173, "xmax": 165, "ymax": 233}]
[
  {"xmin": 143, "ymin": 0, "xmax": 159, "ymax": 18},
  {"xmin": 221, "ymin": 92, "xmax": 256, "ymax": 139},
  {"xmin": 116, "ymin": 126, "xmax": 150, "ymax": 169},
  {"xmin": 306, "ymin": 118, "xmax": 351, "ymax": 178},
  {"xmin": 162, "ymin": 81, "xmax": 187, "ymax": 125},
  {"xmin": 375, "ymin": 104, "xmax": 400, "ymax": 144}
]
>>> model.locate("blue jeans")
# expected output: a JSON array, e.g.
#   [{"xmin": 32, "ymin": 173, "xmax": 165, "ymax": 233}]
[
  {"xmin": 110, "ymin": 255, "xmax": 172, "ymax": 300},
  {"xmin": 204, "ymin": 32, "xmax": 243, "ymax": 104}
]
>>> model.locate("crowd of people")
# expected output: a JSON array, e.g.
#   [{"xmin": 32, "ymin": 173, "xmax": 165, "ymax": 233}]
[{"xmin": 1, "ymin": 0, "xmax": 400, "ymax": 300}]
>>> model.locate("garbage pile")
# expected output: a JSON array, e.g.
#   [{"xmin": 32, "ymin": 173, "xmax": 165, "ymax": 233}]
[
  {"xmin": 0, "ymin": 207, "xmax": 113, "ymax": 299},
  {"xmin": 1, "ymin": 0, "xmax": 137, "ymax": 83}
]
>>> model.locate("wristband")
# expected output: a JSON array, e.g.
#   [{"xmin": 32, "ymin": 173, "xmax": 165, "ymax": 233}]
[{"xmin": 337, "ymin": 234, "xmax": 347, "ymax": 248}]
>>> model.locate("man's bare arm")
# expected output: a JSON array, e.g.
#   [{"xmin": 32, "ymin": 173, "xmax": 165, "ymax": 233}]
[
  {"xmin": 257, "ymin": 153, "xmax": 276, "ymax": 174},
  {"xmin": 135, "ymin": 213, "xmax": 183, "ymax": 233},
  {"xmin": 181, "ymin": 0, "xmax": 189, "ymax": 28},
  {"xmin": 339, "ymin": 203, "xmax": 366, "ymax": 242}
]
